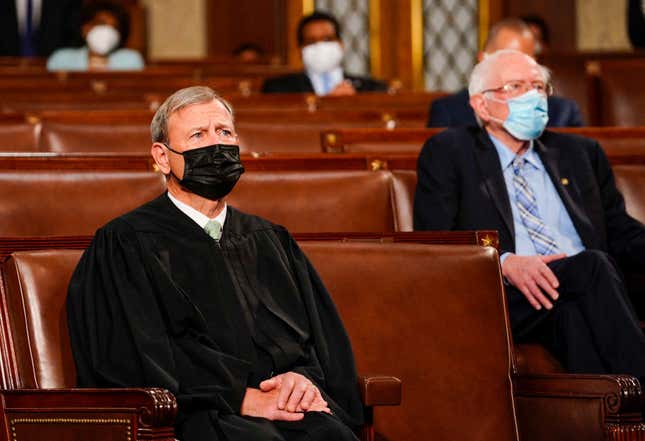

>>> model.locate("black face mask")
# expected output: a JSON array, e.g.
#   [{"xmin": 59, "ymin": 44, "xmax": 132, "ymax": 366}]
[{"xmin": 165, "ymin": 143, "xmax": 245, "ymax": 200}]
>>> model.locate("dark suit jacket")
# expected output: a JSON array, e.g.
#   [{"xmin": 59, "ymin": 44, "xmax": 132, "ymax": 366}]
[
  {"xmin": 413, "ymin": 126, "xmax": 645, "ymax": 268},
  {"xmin": 261, "ymin": 71, "xmax": 388, "ymax": 94},
  {"xmin": 629, "ymin": 0, "xmax": 645, "ymax": 48},
  {"xmin": 0, "ymin": 0, "xmax": 82, "ymax": 56},
  {"xmin": 427, "ymin": 89, "xmax": 584, "ymax": 128}
]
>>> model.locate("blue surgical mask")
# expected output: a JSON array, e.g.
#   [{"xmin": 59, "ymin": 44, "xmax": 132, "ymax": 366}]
[{"xmin": 488, "ymin": 89, "xmax": 549, "ymax": 140}]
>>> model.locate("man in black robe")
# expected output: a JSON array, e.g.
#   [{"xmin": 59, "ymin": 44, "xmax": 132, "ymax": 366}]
[{"xmin": 66, "ymin": 86, "xmax": 363, "ymax": 441}]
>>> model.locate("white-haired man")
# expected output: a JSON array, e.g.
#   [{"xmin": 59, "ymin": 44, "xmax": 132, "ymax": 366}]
[
  {"xmin": 67, "ymin": 86, "xmax": 362, "ymax": 441},
  {"xmin": 427, "ymin": 18, "xmax": 583, "ymax": 128},
  {"xmin": 414, "ymin": 49, "xmax": 645, "ymax": 377}
]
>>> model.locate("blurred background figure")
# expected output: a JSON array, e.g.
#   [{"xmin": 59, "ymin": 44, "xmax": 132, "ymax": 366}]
[
  {"xmin": 232, "ymin": 43, "xmax": 265, "ymax": 63},
  {"xmin": 427, "ymin": 17, "xmax": 583, "ymax": 128},
  {"xmin": 628, "ymin": 0, "xmax": 645, "ymax": 48},
  {"xmin": 47, "ymin": 1, "xmax": 144, "ymax": 71},
  {"xmin": 0, "ymin": 0, "xmax": 82, "ymax": 56},
  {"xmin": 521, "ymin": 14, "xmax": 550, "ymax": 54},
  {"xmin": 262, "ymin": 11, "xmax": 386, "ymax": 95}
]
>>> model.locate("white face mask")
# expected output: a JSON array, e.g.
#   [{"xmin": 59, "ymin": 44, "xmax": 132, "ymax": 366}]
[
  {"xmin": 86, "ymin": 25, "xmax": 120, "ymax": 56},
  {"xmin": 301, "ymin": 41, "xmax": 343, "ymax": 74}
]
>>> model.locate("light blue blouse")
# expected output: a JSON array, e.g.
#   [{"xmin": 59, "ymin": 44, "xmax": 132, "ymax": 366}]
[{"xmin": 47, "ymin": 47, "xmax": 145, "ymax": 71}]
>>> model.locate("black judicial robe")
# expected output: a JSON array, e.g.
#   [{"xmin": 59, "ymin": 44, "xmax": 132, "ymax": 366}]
[{"xmin": 66, "ymin": 193, "xmax": 363, "ymax": 441}]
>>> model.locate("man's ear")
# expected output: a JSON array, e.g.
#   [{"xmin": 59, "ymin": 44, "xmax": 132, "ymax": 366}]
[
  {"xmin": 151, "ymin": 142, "xmax": 171, "ymax": 175},
  {"xmin": 470, "ymin": 94, "xmax": 490, "ymax": 123}
]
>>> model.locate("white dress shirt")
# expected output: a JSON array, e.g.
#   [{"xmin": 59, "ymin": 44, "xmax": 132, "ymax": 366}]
[
  {"xmin": 15, "ymin": 0, "xmax": 42, "ymax": 35},
  {"xmin": 167, "ymin": 191, "xmax": 228, "ymax": 231}
]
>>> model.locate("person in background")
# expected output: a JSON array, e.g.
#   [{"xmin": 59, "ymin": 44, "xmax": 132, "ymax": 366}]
[
  {"xmin": 0, "ymin": 0, "xmax": 82, "ymax": 57},
  {"xmin": 628, "ymin": 0, "xmax": 645, "ymax": 48},
  {"xmin": 415, "ymin": 49, "xmax": 645, "ymax": 379},
  {"xmin": 520, "ymin": 14, "xmax": 550, "ymax": 54},
  {"xmin": 427, "ymin": 18, "xmax": 583, "ymax": 128},
  {"xmin": 233, "ymin": 43, "xmax": 265, "ymax": 63},
  {"xmin": 262, "ymin": 11, "xmax": 386, "ymax": 95},
  {"xmin": 47, "ymin": 1, "xmax": 143, "ymax": 71}
]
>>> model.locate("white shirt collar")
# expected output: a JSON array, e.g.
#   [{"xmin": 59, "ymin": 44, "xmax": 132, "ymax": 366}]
[{"xmin": 167, "ymin": 191, "xmax": 227, "ymax": 230}]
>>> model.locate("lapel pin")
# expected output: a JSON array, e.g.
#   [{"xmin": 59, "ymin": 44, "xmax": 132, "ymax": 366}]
[{"xmin": 561, "ymin": 178, "xmax": 569, "ymax": 186}]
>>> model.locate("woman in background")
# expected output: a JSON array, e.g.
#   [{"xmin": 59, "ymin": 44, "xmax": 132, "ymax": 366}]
[{"xmin": 47, "ymin": 1, "xmax": 144, "ymax": 71}]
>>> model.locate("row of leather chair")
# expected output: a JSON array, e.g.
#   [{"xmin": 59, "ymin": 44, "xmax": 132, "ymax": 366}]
[
  {"xmin": 1, "ymin": 234, "xmax": 643, "ymax": 441},
  {"xmin": 1, "ymin": 53, "xmax": 645, "ymax": 125},
  {"xmin": 1, "ymin": 150, "xmax": 644, "ymax": 439},
  {"xmin": 2, "ymin": 118, "xmax": 645, "ymax": 155},
  {"xmin": 2, "ymin": 152, "xmax": 645, "ymax": 236},
  {"xmin": 540, "ymin": 54, "xmax": 645, "ymax": 126}
]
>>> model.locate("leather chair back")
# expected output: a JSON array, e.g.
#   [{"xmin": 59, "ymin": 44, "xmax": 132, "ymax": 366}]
[
  {"xmin": 0, "ymin": 170, "xmax": 166, "ymax": 236},
  {"xmin": 391, "ymin": 170, "xmax": 416, "ymax": 232},
  {"xmin": 1, "ymin": 250, "xmax": 82, "ymax": 388},
  {"xmin": 40, "ymin": 122, "xmax": 151, "ymax": 153},
  {"xmin": 228, "ymin": 170, "xmax": 397, "ymax": 232},
  {"xmin": 0, "ymin": 122, "xmax": 40, "ymax": 152},
  {"xmin": 614, "ymin": 164, "xmax": 645, "ymax": 224},
  {"xmin": 596, "ymin": 60, "xmax": 645, "ymax": 126},
  {"xmin": 301, "ymin": 241, "xmax": 518, "ymax": 441},
  {"xmin": 236, "ymin": 122, "xmax": 323, "ymax": 154}
]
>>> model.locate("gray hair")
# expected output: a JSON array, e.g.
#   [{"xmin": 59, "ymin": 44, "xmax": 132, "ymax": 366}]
[
  {"xmin": 150, "ymin": 86, "xmax": 235, "ymax": 144},
  {"xmin": 468, "ymin": 49, "xmax": 551, "ymax": 96}
]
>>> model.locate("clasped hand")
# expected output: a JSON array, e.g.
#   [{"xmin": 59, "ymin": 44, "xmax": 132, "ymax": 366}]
[
  {"xmin": 502, "ymin": 253, "xmax": 566, "ymax": 310},
  {"xmin": 240, "ymin": 372, "xmax": 331, "ymax": 421}
]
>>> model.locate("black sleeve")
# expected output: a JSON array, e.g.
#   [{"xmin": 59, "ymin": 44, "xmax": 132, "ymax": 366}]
[
  {"xmin": 427, "ymin": 101, "xmax": 451, "ymax": 127},
  {"xmin": 413, "ymin": 136, "xmax": 460, "ymax": 230},
  {"xmin": 261, "ymin": 76, "xmax": 296, "ymax": 93},
  {"xmin": 628, "ymin": 0, "xmax": 645, "ymax": 48},
  {"xmin": 283, "ymin": 233, "xmax": 364, "ymax": 430},
  {"xmin": 66, "ymin": 223, "xmax": 251, "ymax": 417}
]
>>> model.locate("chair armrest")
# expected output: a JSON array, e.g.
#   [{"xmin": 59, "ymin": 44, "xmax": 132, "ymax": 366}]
[
  {"xmin": 358, "ymin": 375, "xmax": 401, "ymax": 406},
  {"xmin": 0, "ymin": 387, "xmax": 177, "ymax": 441},
  {"xmin": 513, "ymin": 373, "xmax": 645, "ymax": 441}
]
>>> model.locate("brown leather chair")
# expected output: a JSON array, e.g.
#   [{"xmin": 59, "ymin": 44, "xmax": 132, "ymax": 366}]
[
  {"xmin": 614, "ymin": 164, "xmax": 645, "ymax": 224},
  {"xmin": 0, "ymin": 170, "xmax": 166, "ymax": 236},
  {"xmin": 302, "ymin": 241, "xmax": 520, "ymax": 441},
  {"xmin": 0, "ymin": 250, "xmax": 177, "ymax": 441},
  {"xmin": 228, "ymin": 170, "xmax": 398, "ymax": 233},
  {"xmin": 391, "ymin": 170, "xmax": 417, "ymax": 232},
  {"xmin": 299, "ymin": 238, "xmax": 645, "ymax": 441},
  {"xmin": 594, "ymin": 59, "xmax": 645, "ymax": 126},
  {"xmin": 0, "ymin": 122, "xmax": 40, "ymax": 152},
  {"xmin": 236, "ymin": 122, "xmax": 324, "ymax": 154},
  {"xmin": 0, "ymin": 248, "xmax": 399, "ymax": 441},
  {"xmin": 40, "ymin": 122, "xmax": 151, "ymax": 153}
]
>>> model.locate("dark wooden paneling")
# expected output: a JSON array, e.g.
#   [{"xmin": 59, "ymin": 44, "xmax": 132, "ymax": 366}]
[
  {"xmin": 207, "ymin": 0, "xmax": 287, "ymax": 62},
  {"xmin": 503, "ymin": 0, "xmax": 577, "ymax": 51}
]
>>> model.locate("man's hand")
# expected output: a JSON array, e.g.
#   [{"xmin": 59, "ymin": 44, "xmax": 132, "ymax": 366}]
[
  {"xmin": 502, "ymin": 253, "xmax": 566, "ymax": 310},
  {"xmin": 260, "ymin": 372, "xmax": 330, "ymax": 414},
  {"xmin": 240, "ymin": 388, "xmax": 305, "ymax": 421},
  {"xmin": 328, "ymin": 80, "xmax": 356, "ymax": 96}
]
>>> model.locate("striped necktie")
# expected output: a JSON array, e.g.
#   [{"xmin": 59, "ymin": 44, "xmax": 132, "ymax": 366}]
[
  {"xmin": 204, "ymin": 220, "xmax": 222, "ymax": 241},
  {"xmin": 512, "ymin": 156, "xmax": 559, "ymax": 255}
]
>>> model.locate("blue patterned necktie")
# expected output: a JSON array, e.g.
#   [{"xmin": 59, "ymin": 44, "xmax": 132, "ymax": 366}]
[
  {"xmin": 321, "ymin": 72, "xmax": 332, "ymax": 95},
  {"xmin": 512, "ymin": 156, "xmax": 559, "ymax": 255},
  {"xmin": 204, "ymin": 220, "xmax": 222, "ymax": 241}
]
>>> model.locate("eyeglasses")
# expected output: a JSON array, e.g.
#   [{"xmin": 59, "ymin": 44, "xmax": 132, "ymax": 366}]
[{"xmin": 481, "ymin": 80, "xmax": 553, "ymax": 97}]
